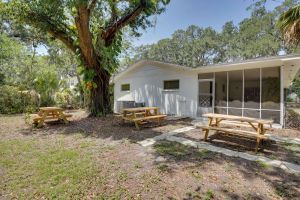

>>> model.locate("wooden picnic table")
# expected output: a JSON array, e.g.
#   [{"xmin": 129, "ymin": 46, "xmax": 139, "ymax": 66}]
[
  {"xmin": 122, "ymin": 107, "xmax": 166, "ymax": 129},
  {"xmin": 32, "ymin": 107, "xmax": 72, "ymax": 128},
  {"xmin": 197, "ymin": 113, "xmax": 273, "ymax": 152}
]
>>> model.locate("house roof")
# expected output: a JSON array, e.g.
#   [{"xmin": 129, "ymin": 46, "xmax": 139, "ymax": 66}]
[{"xmin": 113, "ymin": 55, "xmax": 300, "ymax": 87}]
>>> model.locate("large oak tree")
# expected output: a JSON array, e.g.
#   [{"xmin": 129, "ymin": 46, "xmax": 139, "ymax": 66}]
[{"xmin": 1, "ymin": 0, "xmax": 170, "ymax": 116}]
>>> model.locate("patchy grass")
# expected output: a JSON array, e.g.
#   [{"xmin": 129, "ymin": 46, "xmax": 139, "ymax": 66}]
[
  {"xmin": 133, "ymin": 161, "xmax": 143, "ymax": 169},
  {"xmin": 154, "ymin": 141, "xmax": 191, "ymax": 159},
  {"xmin": 1, "ymin": 112, "xmax": 300, "ymax": 199},
  {"xmin": 204, "ymin": 189, "xmax": 214, "ymax": 200},
  {"xmin": 282, "ymin": 142, "xmax": 300, "ymax": 157},
  {"xmin": 153, "ymin": 141, "xmax": 213, "ymax": 161},
  {"xmin": 156, "ymin": 164, "xmax": 171, "ymax": 173},
  {"xmin": 256, "ymin": 160, "xmax": 272, "ymax": 169},
  {"xmin": 117, "ymin": 170, "xmax": 129, "ymax": 182},
  {"xmin": 189, "ymin": 170, "xmax": 203, "ymax": 180},
  {"xmin": 0, "ymin": 139, "xmax": 103, "ymax": 199},
  {"xmin": 274, "ymin": 184, "xmax": 298, "ymax": 198}
]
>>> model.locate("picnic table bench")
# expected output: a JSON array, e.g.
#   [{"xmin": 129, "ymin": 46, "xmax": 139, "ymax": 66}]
[
  {"xmin": 196, "ymin": 113, "xmax": 273, "ymax": 152},
  {"xmin": 32, "ymin": 107, "xmax": 72, "ymax": 128},
  {"xmin": 122, "ymin": 107, "xmax": 167, "ymax": 129}
]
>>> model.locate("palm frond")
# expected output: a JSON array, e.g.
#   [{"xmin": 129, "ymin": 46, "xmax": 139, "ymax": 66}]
[{"xmin": 277, "ymin": 5, "xmax": 300, "ymax": 45}]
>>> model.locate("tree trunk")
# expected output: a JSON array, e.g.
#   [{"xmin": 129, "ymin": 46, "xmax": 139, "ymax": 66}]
[{"xmin": 89, "ymin": 69, "xmax": 111, "ymax": 117}]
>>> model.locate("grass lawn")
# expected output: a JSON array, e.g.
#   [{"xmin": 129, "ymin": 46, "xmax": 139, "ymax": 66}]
[{"xmin": 0, "ymin": 110, "xmax": 299, "ymax": 199}]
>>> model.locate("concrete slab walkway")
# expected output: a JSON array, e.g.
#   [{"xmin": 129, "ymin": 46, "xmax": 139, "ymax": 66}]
[{"xmin": 138, "ymin": 126, "xmax": 300, "ymax": 174}]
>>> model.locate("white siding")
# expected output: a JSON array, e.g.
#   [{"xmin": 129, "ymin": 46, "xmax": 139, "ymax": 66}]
[{"xmin": 114, "ymin": 64, "xmax": 198, "ymax": 117}]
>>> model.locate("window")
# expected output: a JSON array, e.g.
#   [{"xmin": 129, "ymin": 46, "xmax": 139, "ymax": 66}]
[
  {"xmin": 70, "ymin": 80, "xmax": 75, "ymax": 86},
  {"xmin": 164, "ymin": 80, "xmax": 179, "ymax": 90},
  {"xmin": 121, "ymin": 84, "xmax": 130, "ymax": 91}
]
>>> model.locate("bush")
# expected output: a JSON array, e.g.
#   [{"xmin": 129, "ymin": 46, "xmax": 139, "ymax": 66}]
[
  {"xmin": 0, "ymin": 85, "xmax": 39, "ymax": 114},
  {"xmin": 54, "ymin": 89, "xmax": 80, "ymax": 109}
]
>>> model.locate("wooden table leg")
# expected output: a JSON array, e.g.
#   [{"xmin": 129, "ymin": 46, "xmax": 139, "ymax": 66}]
[
  {"xmin": 57, "ymin": 111, "xmax": 69, "ymax": 124},
  {"xmin": 255, "ymin": 123, "xmax": 263, "ymax": 153},
  {"xmin": 134, "ymin": 121, "xmax": 140, "ymax": 130},
  {"xmin": 204, "ymin": 117, "xmax": 213, "ymax": 141},
  {"xmin": 146, "ymin": 109, "xmax": 150, "ymax": 116},
  {"xmin": 255, "ymin": 137, "xmax": 261, "ymax": 153},
  {"xmin": 122, "ymin": 111, "xmax": 127, "ymax": 123},
  {"xmin": 37, "ymin": 111, "xmax": 47, "ymax": 128},
  {"xmin": 215, "ymin": 118, "xmax": 223, "ymax": 127}
]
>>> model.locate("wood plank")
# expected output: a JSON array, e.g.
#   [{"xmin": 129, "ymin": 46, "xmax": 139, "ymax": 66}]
[
  {"xmin": 39, "ymin": 107, "xmax": 63, "ymax": 111},
  {"xmin": 132, "ymin": 115, "xmax": 167, "ymax": 121},
  {"xmin": 203, "ymin": 113, "xmax": 273, "ymax": 124},
  {"xmin": 122, "ymin": 107, "xmax": 159, "ymax": 112},
  {"xmin": 196, "ymin": 125, "xmax": 268, "ymax": 139}
]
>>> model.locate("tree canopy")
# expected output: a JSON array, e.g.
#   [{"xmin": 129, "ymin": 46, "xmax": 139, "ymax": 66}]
[
  {"xmin": 128, "ymin": 0, "xmax": 300, "ymax": 68},
  {"xmin": 1, "ymin": 0, "xmax": 170, "ymax": 116}
]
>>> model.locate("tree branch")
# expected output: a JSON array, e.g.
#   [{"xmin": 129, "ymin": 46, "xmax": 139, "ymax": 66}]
[
  {"xmin": 47, "ymin": 29, "xmax": 78, "ymax": 53},
  {"xmin": 27, "ymin": 12, "xmax": 79, "ymax": 53},
  {"xmin": 108, "ymin": 0, "xmax": 118, "ymax": 25},
  {"xmin": 75, "ymin": 5, "xmax": 98, "ymax": 69},
  {"xmin": 102, "ymin": 2, "xmax": 146, "ymax": 45},
  {"xmin": 88, "ymin": 0, "xmax": 98, "ymax": 12}
]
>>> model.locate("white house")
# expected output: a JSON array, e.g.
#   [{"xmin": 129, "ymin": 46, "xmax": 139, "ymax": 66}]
[
  {"xmin": 67, "ymin": 76, "xmax": 78, "ymax": 90},
  {"xmin": 112, "ymin": 55, "xmax": 300, "ymax": 127}
]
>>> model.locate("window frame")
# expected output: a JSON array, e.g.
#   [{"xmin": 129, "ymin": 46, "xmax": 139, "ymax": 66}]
[
  {"xmin": 163, "ymin": 79, "xmax": 180, "ymax": 91},
  {"xmin": 120, "ymin": 83, "xmax": 130, "ymax": 92}
]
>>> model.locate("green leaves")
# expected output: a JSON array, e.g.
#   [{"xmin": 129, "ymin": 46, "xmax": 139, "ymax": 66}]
[
  {"xmin": 277, "ymin": 4, "xmax": 300, "ymax": 45},
  {"xmin": 129, "ymin": 0, "xmax": 298, "ymax": 67}
]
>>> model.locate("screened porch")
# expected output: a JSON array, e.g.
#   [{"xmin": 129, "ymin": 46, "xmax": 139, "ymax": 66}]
[{"xmin": 197, "ymin": 66, "xmax": 281, "ymax": 124}]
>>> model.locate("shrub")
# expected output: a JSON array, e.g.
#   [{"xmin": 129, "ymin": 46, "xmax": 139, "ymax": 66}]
[
  {"xmin": 0, "ymin": 85, "xmax": 39, "ymax": 114},
  {"xmin": 54, "ymin": 89, "xmax": 80, "ymax": 109}
]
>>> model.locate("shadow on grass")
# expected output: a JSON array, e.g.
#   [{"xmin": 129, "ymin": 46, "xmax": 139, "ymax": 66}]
[
  {"xmin": 178, "ymin": 130, "xmax": 300, "ymax": 166},
  {"xmin": 152, "ymin": 140, "xmax": 300, "ymax": 200},
  {"xmin": 21, "ymin": 114, "xmax": 192, "ymax": 143}
]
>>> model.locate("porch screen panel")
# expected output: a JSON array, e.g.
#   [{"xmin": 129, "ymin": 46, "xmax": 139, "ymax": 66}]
[
  {"xmin": 215, "ymin": 72, "xmax": 227, "ymax": 107},
  {"xmin": 262, "ymin": 67, "xmax": 280, "ymax": 110},
  {"xmin": 262, "ymin": 110, "xmax": 280, "ymax": 124},
  {"xmin": 228, "ymin": 70, "xmax": 243, "ymax": 108},
  {"xmin": 244, "ymin": 69, "xmax": 260, "ymax": 109},
  {"xmin": 228, "ymin": 108, "xmax": 242, "ymax": 116},
  {"xmin": 214, "ymin": 107, "xmax": 227, "ymax": 114},
  {"xmin": 244, "ymin": 109, "xmax": 260, "ymax": 118}
]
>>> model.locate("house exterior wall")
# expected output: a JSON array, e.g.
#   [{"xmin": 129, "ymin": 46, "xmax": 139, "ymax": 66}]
[
  {"xmin": 113, "ymin": 58, "xmax": 300, "ymax": 127},
  {"xmin": 114, "ymin": 64, "xmax": 198, "ymax": 117}
]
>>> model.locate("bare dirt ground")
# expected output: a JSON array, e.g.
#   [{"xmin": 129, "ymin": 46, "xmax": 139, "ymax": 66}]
[{"xmin": 0, "ymin": 110, "xmax": 299, "ymax": 199}]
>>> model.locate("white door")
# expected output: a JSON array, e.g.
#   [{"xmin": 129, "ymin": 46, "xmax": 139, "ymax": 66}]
[{"xmin": 197, "ymin": 80, "xmax": 214, "ymax": 117}]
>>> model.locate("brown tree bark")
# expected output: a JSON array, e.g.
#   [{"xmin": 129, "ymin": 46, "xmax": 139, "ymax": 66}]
[
  {"xmin": 89, "ymin": 68, "xmax": 111, "ymax": 116},
  {"xmin": 44, "ymin": 2, "xmax": 147, "ymax": 117}
]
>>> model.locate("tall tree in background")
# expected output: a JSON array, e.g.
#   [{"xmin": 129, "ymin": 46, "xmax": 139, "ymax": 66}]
[
  {"xmin": 2, "ymin": 0, "xmax": 170, "ymax": 116},
  {"xmin": 129, "ymin": 0, "xmax": 299, "ymax": 67},
  {"xmin": 278, "ymin": 4, "xmax": 300, "ymax": 45}
]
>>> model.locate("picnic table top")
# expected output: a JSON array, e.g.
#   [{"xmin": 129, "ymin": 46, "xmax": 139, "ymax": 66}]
[
  {"xmin": 123, "ymin": 107, "xmax": 159, "ymax": 112},
  {"xmin": 203, "ymin": 113, "xmax": 273, "ymax": 124},
  {"xmin": 39, "ymin": 107, "xmax": 63, "ymax": 111}
]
